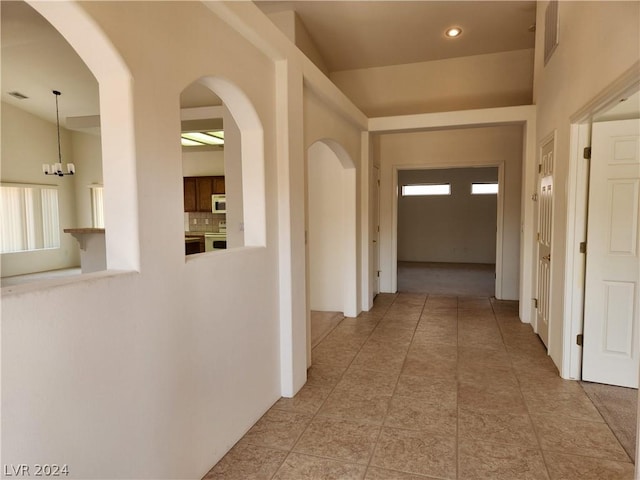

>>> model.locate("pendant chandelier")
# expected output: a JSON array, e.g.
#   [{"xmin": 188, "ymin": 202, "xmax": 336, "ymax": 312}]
[{"xmin": 42, "ymin": 90, "xmax": 75, "ymax": 177}]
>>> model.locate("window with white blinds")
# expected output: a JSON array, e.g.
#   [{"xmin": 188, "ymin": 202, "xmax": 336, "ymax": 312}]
[
  {"xmin": 90, "ymin": 185, "xmax": 104, "ymax": 228},
  {"xmin": 0, "ymin": 184, "xmax": 60, "ymax": 253}
]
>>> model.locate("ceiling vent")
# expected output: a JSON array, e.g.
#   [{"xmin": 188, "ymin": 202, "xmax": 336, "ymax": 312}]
[
  {"xmin": 544, "ymin": 0, "xmax": 559, "ymax": 65},
  {"xmin": 8, "ymin": 91, "xmax": 29, "ymax": 100}
]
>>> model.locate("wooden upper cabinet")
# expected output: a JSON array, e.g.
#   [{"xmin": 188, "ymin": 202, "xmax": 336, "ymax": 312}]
[
  {"xmin": 197, "ymin": 177, "xmax": 214, "ymax": 212},
  {"xmin": 213, "ymin": 176, "xmax": 225, "ymax": 194},
  {"xmin": 183, "ymin": 176, "xmax": 225, "ymax": 212},
  {"xmin": 183, "ymin": 177, "xmax": 197, "ymax": 212}
]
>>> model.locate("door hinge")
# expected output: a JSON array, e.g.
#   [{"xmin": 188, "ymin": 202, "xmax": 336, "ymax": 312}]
[
  {"xmin": 533, "ymin": 298, "xmax": 538, "ymax": 309},
  {"xmin": 538, "ymin": 164, "xmax": 542, "ymax": 173},
  {"xmin": 577, "ymin": 333, "xmax": 584, "ymax": 346},
  {"xmin": 579, "ymin": 242, "xmax": 587, "ymax": 254},
  {"xmin": 583, "ymin": 147, "xmax": 592, "ymax": 159},
  {"xmin": 537, "ymin": 232, "xmax": 540, "ymax": 241},
  {"xmin": 532, "ymin": 193, "xmax": 538, "ymax": 201},
  {"xmin": 377, "ymin": 270, "xmax": 381, "ymax": 277},
  {"xmin": 377, "ymin": 225, "xmax": 380, "ymax": 232}
]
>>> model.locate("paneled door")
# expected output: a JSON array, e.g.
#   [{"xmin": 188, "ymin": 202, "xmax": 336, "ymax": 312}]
[
  {"xmin": 583, "ymin": 119, "xmax": 640, "ymax": 388},
  {"xmin": 536, "ymin": 137, "xmax": 554, "ymax": 348}
]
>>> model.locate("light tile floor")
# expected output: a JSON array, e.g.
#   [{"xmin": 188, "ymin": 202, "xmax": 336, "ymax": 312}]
[{"xmin": 203, "ymin": 294, "xmax": 635, "ymax": 480}]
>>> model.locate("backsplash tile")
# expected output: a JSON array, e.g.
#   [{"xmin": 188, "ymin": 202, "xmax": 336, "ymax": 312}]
[{"xmin": 185, "ymin": 212, "xmax": 226, "ymax": 233}]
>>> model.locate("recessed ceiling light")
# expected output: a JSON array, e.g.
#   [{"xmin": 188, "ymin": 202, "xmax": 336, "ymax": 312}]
[{"xmin": 445, "ymin": 27, "xmax": 462, "ymax": 38}]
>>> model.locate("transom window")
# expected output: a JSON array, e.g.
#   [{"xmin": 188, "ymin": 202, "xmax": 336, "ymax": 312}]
[
  {"xmin": 471, "ymin": 182, "xmax": 499, "ymax": 195},
  {"xmin": 401, "ymin": 183, "xmax": 451, "ymax": 196}
]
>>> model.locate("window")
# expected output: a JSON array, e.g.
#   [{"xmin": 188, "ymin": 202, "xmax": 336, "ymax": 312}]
[
  {"xmin": 90, "ymin": 185, "xmax": 105, "ymax": 228},
  {"xmin": 401, "ymin": 183, "xmax": 451, "ymax": 196},
  {"xmin": 471, "ymin": 183, "xmax": 499, "ymax": 195},
  {"xmin": 0, "ymin": 184, "xmax": 60, "ymax": 253}
]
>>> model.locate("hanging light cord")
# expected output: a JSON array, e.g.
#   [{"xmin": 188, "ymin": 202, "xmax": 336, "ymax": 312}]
[{"xmin": 53, "ymin": 90, "xmax": 62, "ymax": 163}]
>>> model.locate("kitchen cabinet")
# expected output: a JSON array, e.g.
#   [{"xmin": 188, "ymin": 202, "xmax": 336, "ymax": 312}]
[
  {"xmin": 185, "ymin": 234, "xmax": 205, "ymax": 255},
  {"xmin": 213, "ymin": 176, "xmax": 225, "ymax": 194},
  {"xmin": 183, "ymin": 177, "xmax": 197, "ymax": 212},
  {"xmin": 183, "ymin": 176, "xmax": 225, "ymax": 212}
]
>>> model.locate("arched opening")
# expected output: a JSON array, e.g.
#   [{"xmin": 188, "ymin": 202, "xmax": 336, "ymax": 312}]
[
  {"xmin": 306, "ymin": 139, "xmax": 357, "ymax": 347},
  {"xmin": 179, "ymin": 76, "xmax": 265, "ymax": 257},
  {"xmin": 1, "ymin": 0, "xmax": 137, "ymax": 288}
]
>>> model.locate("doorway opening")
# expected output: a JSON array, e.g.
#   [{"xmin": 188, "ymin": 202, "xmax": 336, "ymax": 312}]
[
  {"xmin": 565, "ymin": 77, "xmax": 639, "ymax": 462},
  {"xmin": 396, "ymin": 167, "xmax": 500, "ymax": 296},
  {"xmin": 306, "ymin": 139, "xmax": 357, "ymax": 348}
]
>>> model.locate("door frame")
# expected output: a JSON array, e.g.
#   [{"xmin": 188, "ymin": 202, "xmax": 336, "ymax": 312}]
[
  {"xmin": 564, "ymin": 62, "xmax": 640, "ymax": 380},
  {"xmin": 391, "ymin": 162, "xmax": 505, "ymax": 299}
]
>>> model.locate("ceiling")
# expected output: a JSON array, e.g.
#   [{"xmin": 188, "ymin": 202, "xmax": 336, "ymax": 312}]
[
  {"xmin": 2, "ymin": 0, "xmax": 537, "ymax": 126},
  {"xmin": 255, "ymin": 1, "xmax": 537, "ymax": 72},
  {"xmin": 1, "ymin": 0, "xmax": 100, "ymax": 126},
  {"xmin": 3, "ymin": 1, "xmax": 637, "ymax": 127}
]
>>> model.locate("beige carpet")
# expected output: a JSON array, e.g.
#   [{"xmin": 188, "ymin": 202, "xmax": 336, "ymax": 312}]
[
  {"xmin": 397, "ymin": 261, "xmax": 495, "ymax": 296},
  {"xmin": 581, "ymin": 381, "xmax": 638, "ymax": 463}
]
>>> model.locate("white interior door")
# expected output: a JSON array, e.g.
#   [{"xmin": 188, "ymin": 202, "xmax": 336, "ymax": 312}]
[
  {"xmin": 536, "ymin": 138, "xmax": 554, "ymax": 348},
  {"xmin": 583, "ymin": 119, "xmax": 640, "ymax": 388}
]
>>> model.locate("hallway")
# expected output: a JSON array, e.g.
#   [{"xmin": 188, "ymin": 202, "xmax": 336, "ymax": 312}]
[{"xmin": 204, "ymin": 294, "xmax": 634, "ymax": 479}]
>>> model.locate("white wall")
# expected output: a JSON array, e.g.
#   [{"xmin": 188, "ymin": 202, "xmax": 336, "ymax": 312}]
[
  {"xmin": 304, "ymin": 87, "xmax": 362, "ymax": 317},
  {"xmin": 308, "ymin": 141, "xmax": 355, "ymax": 313},
  {"xmin": 377, "ymin": 125, "xmax": 523, "ymax": 300},
  {"xmin": 1, "ymin": 2, "xmax": 282, "ymax": 479},
  {"xmin": 397, "ymin": 167, "xmax": 498, "ymax": 264},
  {"xmin": 222, "ymin": 105, "xmax": 244, "ymax": 248},
  {"xmin": 1, "ymin": 102, "xmax": 81, "ymax": 276},
  {"xmin": 181, "ymin": 149, "xmax": 224, "ymax": 176},
  {"xmin": 331, "ymin": 48, "xmax": 534, "ymax": 117},
  {"xmin": 71, "ymin": 130, "xmax": 103, "ymax": 228},
  {"xmin": 532, "ymin": 1, "xmax": 640, "ymax": 372}
]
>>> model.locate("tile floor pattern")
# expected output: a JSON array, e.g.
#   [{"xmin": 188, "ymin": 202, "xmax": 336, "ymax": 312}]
[{"xmin": 203, "ymin": 294, "xmax": 635, "ymax": 479}]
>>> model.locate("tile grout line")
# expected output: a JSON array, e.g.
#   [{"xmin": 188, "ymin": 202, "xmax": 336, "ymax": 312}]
[
  {"xmin": 364, "ymin": 292, "xmax": 429, "ymax": 476},
  {"xmin": 489, "ymin": 296, "xmax": 554, "ymax": 480},
  {"xmin": 276, "ymin": 294, "xmax": 397, "ymax": 478}
]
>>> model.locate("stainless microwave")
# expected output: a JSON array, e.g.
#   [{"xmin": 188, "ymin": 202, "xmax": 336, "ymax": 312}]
[{"xmin": 212, "ymin": 194, "xmax": 226, "ymax": 213}]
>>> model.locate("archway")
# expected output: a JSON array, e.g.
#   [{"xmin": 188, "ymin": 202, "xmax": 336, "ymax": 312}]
[
  {"xmin": 179, "ymin": 76, "xmax": 266, "ymax": 253},
  {"xmin": 28, "ymin": 0, "xmax": 138, "ymax": 272},
  {"xmin": 306, "ymin": 139, "xmax": 357, "ymax": 350}
]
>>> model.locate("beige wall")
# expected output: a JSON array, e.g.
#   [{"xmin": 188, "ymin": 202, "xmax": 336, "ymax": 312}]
[
  {"xmin": 533, "ymin": 0, "xmax": 640, "ymax": 368},
  {"xmin": 304, "ymin": 87, "xmax": 363, "ymax": 317},
  {"xmin": 2, "ymin": 2, "xmax": 281, "ymax": 478},
  {"xmin": 308, "ymin": 141, "xmax": 347, "ymax": 312},
  {"xmin": 331, "ymin": 48, "xmax": 534, "ymax": 117},
  {"xmin": 1, "ymin": 102, "xmax": 81, "ymax": 276},
  {"xmin": 181, "ymin": 149, "xmax": 224, "ymax": 177},
  {"xmin": 397, "ymin": 167, "xmax": 498, "ymax": 264},
  {"xmin": 71, "ymin": 130, "xmax": 103, "ymax": 228},
  {"xmin": 377, "ymin": 125, "xmax": 523, "ymax": 300},
  {"xmin": 265, "ymin": 10, "xmax": 329, "ymax": 75}
]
